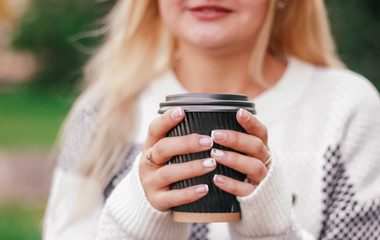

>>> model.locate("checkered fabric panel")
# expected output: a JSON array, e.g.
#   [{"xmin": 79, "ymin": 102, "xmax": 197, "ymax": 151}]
[{"xmin": 189, "ymin": 223, "xmax": 209, "ymax": 240}]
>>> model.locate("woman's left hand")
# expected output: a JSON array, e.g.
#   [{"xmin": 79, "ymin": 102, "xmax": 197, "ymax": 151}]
[{"xmin": 210, "ymin": 108, "xmax": 271, "ymax": 197}]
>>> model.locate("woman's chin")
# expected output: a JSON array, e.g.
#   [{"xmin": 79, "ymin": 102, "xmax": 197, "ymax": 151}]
[
  {"xmin": 182, "ymin": 36, "xmax": 250, "ymax": 56},
  {"xmin": 183, "ymin": 35, "xmax": 232, "ymax": 50}
]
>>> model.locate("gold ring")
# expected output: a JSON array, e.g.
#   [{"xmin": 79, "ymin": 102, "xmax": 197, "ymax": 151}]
[
  {"xmin": 264, "ymin": 155, "xmax": 272, "ymax": 168},
  {"xmin": 145, "ymin": 148, "xmax": 163, "ymax": 168},
  {"xmin": 145, "ymin": 148, "xmax": 153, "ymax": 165}
]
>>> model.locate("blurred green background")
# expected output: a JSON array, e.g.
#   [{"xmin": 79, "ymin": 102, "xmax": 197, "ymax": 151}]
[{"xmin": 0, "ymin": 0, "xmax": 379, "ymax": 239}]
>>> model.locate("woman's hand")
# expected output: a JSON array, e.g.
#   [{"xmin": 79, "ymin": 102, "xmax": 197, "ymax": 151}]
[
  {"xmin": 139, "ymin": 107, "xmax": 216, "ymax": 212},
  {"xmin": 211, "ymin": 108, "xmax": 271, "ymax": 197}
]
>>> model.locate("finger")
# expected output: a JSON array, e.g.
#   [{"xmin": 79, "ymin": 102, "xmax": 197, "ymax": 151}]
[
  {"xmin": 154, "ymin": 184, "xmax": 209, "ymax": 211},
  {"xmin": 154, "ymin": 158, "xmax": 217, "ymax": 187},
  {"xmin": 211, "ymin": 130, "xmax": 270, "ymax": 161},
  {"xmin": 236, "ymin": 108, "xmax": 268, "ymax": 146},
  {"xmin": 149, "ymin": 134, "xmax": 213, "ymax": 165},
  {"xmin": 144, "ymin": 107, "xmax": 185, "ymax": 149},
  {"xmin": 211, "ymin": 148, "xmax": 267, "ymax": 184},
  {"xmin": 213, "ymin": 174, "xmax": 255, "ymax": 197}
]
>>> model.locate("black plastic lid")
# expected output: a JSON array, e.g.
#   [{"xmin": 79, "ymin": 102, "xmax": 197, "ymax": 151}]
[{"xmin": 158, "ymin": 93, "xmax": 256, "ymax": 113}]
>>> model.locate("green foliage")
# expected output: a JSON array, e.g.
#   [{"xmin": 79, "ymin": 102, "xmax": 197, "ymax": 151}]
[
  {"xmin": 0, "ymin": 87, "xmax": 75, "ymax": 150},
  {"xmin": 0, "ymin": 202, "xmax": 45, "ymax": 240},
  {"xmin": 325, "ymin": 0, "xmax": 380, "ymax": 91},
  {"xmin": 11, "ymin": 0, "xmax": 115, "ymax": 92}
]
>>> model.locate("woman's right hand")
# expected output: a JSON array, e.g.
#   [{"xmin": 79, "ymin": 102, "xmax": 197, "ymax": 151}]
[{"xmin": 139, "ymin": 107, "xmax": 216, "ymax": 212}]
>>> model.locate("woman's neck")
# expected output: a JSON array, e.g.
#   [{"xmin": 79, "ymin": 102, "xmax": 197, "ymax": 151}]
[{"xmin": 174, "ymin": 44, "xmax": 286, "ymax": 99}]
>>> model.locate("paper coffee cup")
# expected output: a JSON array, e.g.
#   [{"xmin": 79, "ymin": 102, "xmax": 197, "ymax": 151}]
[{"xmin": 158, "ymin": 93, "xmax": 256, "ymax": 222}]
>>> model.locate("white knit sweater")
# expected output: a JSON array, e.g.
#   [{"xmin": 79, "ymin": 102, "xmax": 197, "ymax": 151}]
[{"xmin": 44, "ymin": 57, "xmax": 380, "ymax": 239}]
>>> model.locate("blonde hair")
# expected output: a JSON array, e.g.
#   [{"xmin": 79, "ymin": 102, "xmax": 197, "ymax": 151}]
[{"xmin": 58, "ymin": 0, "xmax": 344, "ymax": 221}]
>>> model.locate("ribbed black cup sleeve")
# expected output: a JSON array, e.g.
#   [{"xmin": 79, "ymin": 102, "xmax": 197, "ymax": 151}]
[{"xmin": 167, "ymin": 111, "xmax": 246, "ymax": 214}]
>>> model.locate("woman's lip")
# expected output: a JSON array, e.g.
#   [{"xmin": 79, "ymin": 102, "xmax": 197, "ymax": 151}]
[
  {"xmin": 189, "ymin": 5, "xmax": 232, "ymax": 12},
  {"xmin": 188, "ymin": 5, "xmax": 233, "ymax": 20}
]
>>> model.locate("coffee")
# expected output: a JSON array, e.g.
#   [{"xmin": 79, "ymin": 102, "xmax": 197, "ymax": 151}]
[{"xmin": 159, "ymin": 93, "xmax": 256, "ymax": 222}]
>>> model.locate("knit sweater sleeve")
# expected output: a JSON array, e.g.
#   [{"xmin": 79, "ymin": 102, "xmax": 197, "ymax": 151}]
[
  {"xmin": 228, "ymin": 154, "xmax": 309, "ymax": 240},
  {"xmin": 318, "ymin": 77, "xmax": 380, "ymax": 239},
  {"xmin": 44, "ymin": 90, "xmax": 190, "ymax": 239},
  {"xmin": 43, "ymin": 91, "xmax": 103, "ymax": 239},
  {"xmin": 96, "ymin": 154, "xmax": 190, "ymax": 240}
]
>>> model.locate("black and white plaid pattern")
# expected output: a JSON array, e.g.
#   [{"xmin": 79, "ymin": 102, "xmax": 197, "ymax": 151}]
[
  {"xmin": 189, "ymin": 223, "xmax": 209, "ymax": 240},
  {"xmin": 319, "ymin": 145, "xmax": 380, "ymax": 240}
]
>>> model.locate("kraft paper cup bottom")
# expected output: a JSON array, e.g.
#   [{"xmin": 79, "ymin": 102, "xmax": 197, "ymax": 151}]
[{"xmin": 173, "ymin": 212, "xmax": 241, "ymax": 223}]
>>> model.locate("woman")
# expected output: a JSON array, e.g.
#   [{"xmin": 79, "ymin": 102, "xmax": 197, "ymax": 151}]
[{"xmin": 44, "ymin": 0, "xmax": 380, "ymax": 239}]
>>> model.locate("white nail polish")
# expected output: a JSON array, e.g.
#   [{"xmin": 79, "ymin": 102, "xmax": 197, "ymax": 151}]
[
  {"xmin": 211, "ymin": 148, "xmax": 224, "ymax": 158},
  {"xmin": 239, "ymin": 108, "xmax": 250, "ymax": 121},
  {"xmin": 213, "ymin": 174, "xmax": 226, "ymax": 184},
  {"xmin": 195, "ymin": 184, "xmax": 209, "ymax": 194},
  {"xmin": 211, "ymin": 130, "xmax": 227, "ymax": 141},
  {"xmin": 202, "ymin": 158, "xmax": 216, "ymax": 168},
  {"xmin": 171, "ymin": 107, "xmax": 183, "ymax": 120},
  {"xmin": 199, "ymin": 137, "xmax": 213, "ymax": 147}
]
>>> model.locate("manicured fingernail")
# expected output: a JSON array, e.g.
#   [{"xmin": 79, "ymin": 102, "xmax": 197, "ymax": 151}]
[
  {"xmin": 171, "ymin": 107, "xmax": 183, "ymax": 120},
  {"xmin": 213, "ymin": 175, "xmax": 226, "ymax": 184},
  {"xmin": 211, "ymin": 148, "xmax": 224, "ymax": 158},
  {"xmin": 202, "ymin": 158, "xmax": 216, "ymax": 168},
  {"xmin": 211, "ymin": 130, "xmax": 227, "ymax": 142},
  {"xmin": 199, "ymin": 137, "xmax": 213, "ymax": 147},
  {"xmin": 238, "ymin": 108, "xmax": 251, "ymax": 122},
  {"xmin": 195, "ymin": 184, "xmax": 209, "ymax": 194}
]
